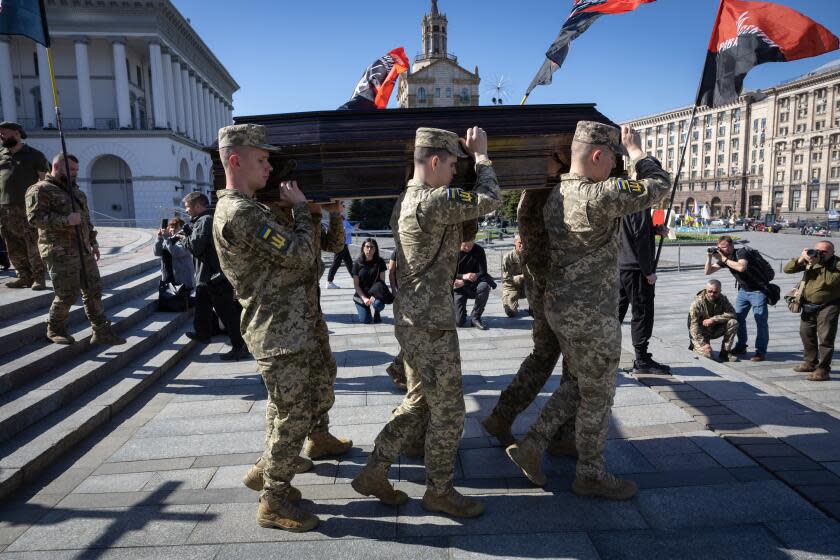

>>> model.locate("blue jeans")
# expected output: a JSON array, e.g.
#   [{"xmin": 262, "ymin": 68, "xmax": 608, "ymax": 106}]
[
  {"xmin": 735, "ymin": 288, "xmax": 768, "ymax": 354},
  {"xmin": 355, "ymin": 299, "xmax": 385, "ymax": 324}
]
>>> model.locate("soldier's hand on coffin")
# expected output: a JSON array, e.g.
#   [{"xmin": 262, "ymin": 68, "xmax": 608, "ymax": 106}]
[
  {"xmin": 307, "ymin": 202, "xmax": 323, "ymax": 215},
  {"xmin": 68, "ymin": 212, "xmax": 82, "ymax": 226},
  {"xmin": 279, "ymin": 180, "xmax": 306, "ymax": 205},
  {"xmin": 462, "ymin": 126, "xmax": 488, "ymax": 162},
  {"xmin": 621, "ymin": 125, "xmax": 644, "ymax": 160}
]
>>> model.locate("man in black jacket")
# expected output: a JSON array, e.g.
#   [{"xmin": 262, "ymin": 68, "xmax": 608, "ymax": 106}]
[
  {"xmin": 618, "ymin": 207, "xmax": 670, "ymax": 374},
  {"xmin": 182, "ymin": 192, "xmax": 248, "ymax": 360},
  {"xmin": 453, "ymin": 237, "xmax": 493, "ymax": 330}
]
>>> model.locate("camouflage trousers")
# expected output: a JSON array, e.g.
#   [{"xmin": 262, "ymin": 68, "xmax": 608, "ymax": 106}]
[
  {"xmin": 371, "ymin": 326, "xmax": 465, "ymax": 495},
  {"xmin": 501, "ymin": 283, "xmax": 526, "ymax": 317},
  {"xmin": 692, "ymin": 319, "xmax": 738, "ymax": 353},
  {"xmin": 526, "ymin": 291, "xmax": 621, "ymax": 479},
  {"xmin": 0, "ymin": 204, "xmax": 45, "ymax": 282},
  {"xmin": 263, "ymin": 314, "xmax": 337, "ymax": 448},
  {"xmin": 491, "ymin": 276, "xmax": 573, "ymax": 443},
  {"xmin": 388, "ymin": 348, "xmax": 405, "ymax": 377},
  {"xmin": 43, "ymin": 249, "xmax": 108, "ymax": 334},
  {"xmin": 257, "ymin": 348, "xmax": 318, "ymax": 500}
]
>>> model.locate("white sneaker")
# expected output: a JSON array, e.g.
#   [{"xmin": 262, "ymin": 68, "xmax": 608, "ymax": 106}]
[{"xmin": 327, "ymin": 282, "xmax": 340, "ymax": 289}]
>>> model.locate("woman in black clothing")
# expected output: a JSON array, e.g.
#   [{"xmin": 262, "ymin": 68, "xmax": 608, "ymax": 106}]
[{"xmin": 352, "ymin": 238, "xmax": 388, "ymax": 323}]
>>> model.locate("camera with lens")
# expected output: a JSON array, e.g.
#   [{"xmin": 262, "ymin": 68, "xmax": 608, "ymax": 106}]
[
  {"xmin": 707, "ymin": 247, "xmax": 719, "ymax": 255},
  {"xmin": 806, "ymin": 249, "xmax": 825, "ymax": 258}
]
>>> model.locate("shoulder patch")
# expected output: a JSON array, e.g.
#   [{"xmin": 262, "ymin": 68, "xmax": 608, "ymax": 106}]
[
  {"xmin": 257, "ymin": 224, "xmax": 290, "ymax": 252},
  {"xmin": 617, "ymin": 179, "xmax": 645, "ymax": 195},
  {"xmin": 447, "ymin": 188, "xmax": 477, "ymax": 206}
]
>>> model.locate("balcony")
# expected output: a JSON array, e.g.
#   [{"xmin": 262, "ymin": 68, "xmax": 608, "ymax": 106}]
[{"xmin": 414, "ymin": 52, "xmax": 458, "ymax": 63}]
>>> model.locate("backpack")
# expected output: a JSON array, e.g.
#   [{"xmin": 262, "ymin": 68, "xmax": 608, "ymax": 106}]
[{"xmin": 743, "ymin": 248, "xmax": 775, "ymax": 283}]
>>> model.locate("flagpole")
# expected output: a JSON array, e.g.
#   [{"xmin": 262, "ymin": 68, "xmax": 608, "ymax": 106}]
[
  {"xmin": 45, "ymin": 47, "xmax": 88, "ymax": 288},
  {"xmin": 653, "ymin": 0, "xmax": 726, "ymax": 271},
  {"xmin": 520, "ymin": 93, "xmax": 530, "ymax": 106}
]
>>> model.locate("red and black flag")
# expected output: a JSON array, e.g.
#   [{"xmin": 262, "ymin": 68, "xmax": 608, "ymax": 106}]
[
  {"xmin": 524, "ymin": 0, "xmax": 655, "ymax": 98},
  {"xmin": 339, "ymin": 47, "xmax": 410, "ymax": 111},
  {"xmin": 697, "ymin": 0, "xmax": 838, "ymax": 108},
  {"xmin": 0, "ymin": 0, "xmax": 50, "ymax": 46}
]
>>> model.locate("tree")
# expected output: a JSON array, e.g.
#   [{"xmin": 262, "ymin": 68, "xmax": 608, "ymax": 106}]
[
  {"xmin": 347, "ymin": 198, "xmax": 397, "ymax": 230},
  {"xmin": 501, "ymin": 190, "xmax": 523, "ymax": 222}
]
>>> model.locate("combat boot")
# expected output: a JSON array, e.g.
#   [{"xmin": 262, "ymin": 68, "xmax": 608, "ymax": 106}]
[
  {"xmin": 90, "ymin": 326, "xmax": 126, "ymax": 346},
  {"xmin": 304, "ymin": 431, "xmax": 352, "ymax": 459},
  {"xmin": 46, "ymin": 327, "xmax": 76, "ymax": 345},
  {"xmin": 506, "ymin": 435, "xmax": 547, "ymax": 486},
  {"xmin": 30, "ymin": 278, "xmax": 47, "ymax": 291},
  {"xmin": 572, "ymin": 471, "xmax": 637, "ymax": 501},
  {"xmin": 547, "ymin": 438, "xmax": 578, "ymax": 458},
  {"xmin": 256, "ymin": 494, "xmax": 318, "ymax": 532},
  {"xmin": 6, "ymin": 277, "xmax": 31, "ymax": 289},
  {"xmin": 808, "ymin": 368, "xmax": 830, "ymax": 381},
  {"xmin": 351, "ymin": 460, "xmax": 408, "ymax": 505},
  {"xmin": 243, "ymin": 457, "xmax": 313, "ymax": 491},
  {"xmin": 421, "ymin": 488, "xmax": 484, "ymax": 518},
  {"xmin": 481, "ymin": 412, "xmax": 515, "ymax": 447}
]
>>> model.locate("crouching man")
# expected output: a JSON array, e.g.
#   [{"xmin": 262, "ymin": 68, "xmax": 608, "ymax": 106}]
[{"xmin": 689, "ymin": 279, "xmax": 738, "ymax": 362}]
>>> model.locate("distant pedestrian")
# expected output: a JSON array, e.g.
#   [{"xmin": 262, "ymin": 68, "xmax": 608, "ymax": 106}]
[
  {"xmin": 784, "ymin": 241, "xmax": 840, "ymax": 381},
  {"xmin": 327, "ymin": 217, "xmax": 355, "ymax": 288}
]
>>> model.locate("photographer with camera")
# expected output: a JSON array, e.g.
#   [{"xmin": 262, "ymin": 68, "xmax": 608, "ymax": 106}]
[
  {"xmin": 784, "ymin": 240, "xmax": 840, "ymax": 381},
  {"xmin": 154, "ymin": 217, "xmax": 194, "ymax": 310},
  {"xmin": 182, "ymin": 192, "xmax": 248, "ymax": 361},
  {"xmin": 705, "ymin": 236, "xmax": 774, "ymax": 362}
]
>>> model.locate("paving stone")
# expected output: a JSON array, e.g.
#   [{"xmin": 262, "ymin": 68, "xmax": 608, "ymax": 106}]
[
  {"xmin": 634, "ymin": 480, "xmax": 825, "ymax": 530},
  {"xmin": 141, "ymin": 468, "xmax": 216, "ymax": 492},
  {"xmin": 601, "ymin": 440, "xmax": 658, "ymax": 474},
  {"xmin": 611, "ymin": 404, "xmax": 694, "ymax": 428},
  {"xmin": 187, "ymin": 500, "xmax": 397, "ymax": 543},
  {"xmin": 93, "ymin": 458, "xmax": 196, "ymax": 476},
  {"xmin": 0, "ymin": 544, "xmax": 221, "ymax": 559},
  {"xmin": 155, "ymin": 399, "xmax": 253, "ymax": 419},
  {"xmin": 134, "ymin": 414, "xmax": 262, "ymax": 439},
  {"xmin": 756, "ymin": 456, "xmax": 824, "ymax": 472},
  {"xmin": 72, "ymin": 472, "xmax": 154, "ymax": 494},
  {"xmin": 449, "ymin": 532, "xmax": 600, "ymax": 559},
  {"xmin": 624, "ymin": 468, "xmax": 736, "ymax": 490},
  {"xmin": 687, "ymin": 433, "xmax": 758, "ymax": 468},
  {"xmin": 108, "ymin": 431, "xmax": 263, "ymax": 463},
  {"xmin": 396, "ymin": 491, "xmax": 647, "ymax": 537},
  {"xmin": 613, "ymin": 388, "xmax": 667, "ymax": 408},
  {"xmin": 190, "ymin": 452, "xmax": 261, "ymax": 469},
  {"xmin": 213, "ymin": 539, "xmax": 448, "ymax": 560},
  {"xmin": 458, "ymin": 447, "xmax": 526, "ymax": 479},
  {"xmin": 739, "ymin": 443, "xmax": 804, "ymax": 458},
  {"xmin": 766, "ymin": 518, "xmax": 840, "ymax": 548},
  {"xmin": 775, "ymin": 470, "xmax": 840, "ymax": 487},
  {"xmin": 728, "ymin": 467, "xmax": 776, "ymax": 482},
  {"xmin": 590, "ymin": 525, "xmax": 791, "ymax": 560},
  {"xmin": 5, "ymin": 505, "xmax": 210, "ymax": 552},
  {"xmin": 796, "ymin": 485, "xmax": 840, "ymax": 503},
  {"xmin": 646, "ymin": 452, "xmax": 723, "ymax": 471}
]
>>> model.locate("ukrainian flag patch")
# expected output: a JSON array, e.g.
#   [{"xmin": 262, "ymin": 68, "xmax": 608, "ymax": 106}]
[
  {"xmin": 447, "ymin": 188, "xmax": 476, "ymax": 206},
  {"xmin": 257, "ymin": 224, "xmax": 289, "ymax": 252}
]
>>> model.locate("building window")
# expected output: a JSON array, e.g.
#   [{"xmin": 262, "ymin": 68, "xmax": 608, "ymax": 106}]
[
  {"xmin": 808, "ymin": 188, "xmax": 819, "ymax": 211},
  {"xmin": 657, "ymin": 138, "xmax": 663, "ymax": 147},
  {"xmin": 731, "ymin": 138, "xmax": 739, "ymax": 149},
  {"xmin": 733, "ymin": 123, "xmax": 740, "ymax": 134},
  {"xmin": 816, "ymin": 121, "xmax": 825, "ymax": 131},
  {"xmin": 778, "ymin": 126, "xmax": 788, "ymax": 136},
  {"xmin": 793, "ymin": 169, "xmax": 803, "ymax": 181},
  {"xmin": 779, "ymin": 112, "xmax": 789, "ymax": 122},
  {"xmin": 812, "ymin": 168, "xmax": 821, "ymax": 180},
  {"xmin": 813, "ymin": 152, "xmax": 823, "ymax": 163},
  {"xmin": 717, "ymin": 140, "xmax": 725, "ymax": 152},
  {"xmin": 796, "ymin": 123, "xmax": 807, "ymax": 133},
  {"xmin": 794, "ymin": 154, "xmax": 804, "ymax": 164},
  {"xmin": 136, "ymin": 66, "xmax": 142, "ymax": 89},
  {"xmin": 776, "ymin": 171, "xmax": 785, "ymax": 182},
  {"xmin": 718, "ymin": 126, "xmax": 726, "ymax": 136},
  {"xmin": 790, "ymin": 189, "xmax": 801, "ymax": 210},
  {"xmin": 446, "ymin": 87, "xmax": 452, "ymax": 98},
  {"xmin": 435, "ymin": 88, "xmax": 441, "ymax": 98},
  {"xmin": 460, "ymin": 88, "xmax": 469, "ymax": 102},
  {"xmin": 830, "ymin": 167, "xmax": 840, "ymax": 179},
  {"xmin": 828, "ymin": 185, "xmax": 839, "ymax": 209},
  {"xmin": 417, "ymin": 87, "xmax": 427, "ymax": 103},
  {"xmin": 731, "ymin": 153, "xmax": 739, "ymax": 163}
]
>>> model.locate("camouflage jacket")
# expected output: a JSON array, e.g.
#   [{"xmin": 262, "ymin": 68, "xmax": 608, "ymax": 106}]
[
  {"xmin": 502, "ymin": 249, "xmax": 523, "ymax": 289},
  {"xmin": 544, "ymin": 157, "xmax": 671, "ymax": 314},
  {"xmin": 391, "ymin": 160, "xmax": 502, "ymax": 329},
  {"xmin": 212, "ymin": 189, "xmax": 316, "ymax": 358},
  {"xmin": 25, "ymin": 175, "xmax": 98, "ymax": 255},
  {"xmin": 266, "ymin": 202, "xmax": 344, "ymax": 308},
  {"xmin": 689, "ymin": 289, "xmax": 736, "ymax": 345},
  {"xmin": 517, "ymin": 189, "xmax": 552, "ymax": 286}
]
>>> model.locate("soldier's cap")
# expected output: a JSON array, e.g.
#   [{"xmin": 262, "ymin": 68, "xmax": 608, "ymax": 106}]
[
  {"xmin": 415, "ymin": 127, "xmax": 469, "ymax": 159},
  {"xmin": 0, "ymin": 121, "xmax": 26, "ymax": 139},
  {"xmin": 573, "ymin": 121, "xmax": 627, "ymax": 157},
  {"xmin": 217, "ymin": 124, "xmax": 281, "ymax": 153}
]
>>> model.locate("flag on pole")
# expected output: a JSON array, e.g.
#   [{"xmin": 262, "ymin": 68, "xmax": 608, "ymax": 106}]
[
  {"xmin": 697, "ymin": 0, "xmax": 838, "ymax": 108},
  {"xmin": 0, "ymin": 0, "xmax": 49, "ymax": 46},
  {"xmin": 339, "ymin": 47, "xmax": 410, "ymax": 111},
  {"xmin": 524, "ymin": 0, "xmax": 655, "ymax": 98}
]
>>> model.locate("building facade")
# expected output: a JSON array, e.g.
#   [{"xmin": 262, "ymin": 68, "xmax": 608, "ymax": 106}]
[
  {"xmin": 623, "ymin": 59, "xmax": 840, "ymax": 222},
  {"xmin": 397, "ymin": 0, "xmax": 480, "ymax": 109},
  {"xmin": 0, "ymin": 0, "xmax": 238, "ymax": 226}
]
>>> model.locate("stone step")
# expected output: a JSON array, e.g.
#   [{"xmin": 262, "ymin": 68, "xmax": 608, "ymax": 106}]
[
  {"xmin": 0, "ymin": 321, "xmax": 195, "ymax": 500},
  {"xmin": 0, "ymin": 309, "xmax": 193, "ymax": 444},
  {"xmin": 0, "ymin": 255, "xmax": 159, "ymax": 322},
  {"xmin": 0, "ymin": 292, "xmax": 161, "ymax": 397},
  {"xmin": 0, "ymin": 269, "xmax": 162, "ymax": 359}
]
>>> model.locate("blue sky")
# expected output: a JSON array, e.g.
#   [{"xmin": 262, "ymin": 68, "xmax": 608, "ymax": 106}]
[{"xmin": 174, "ymin": 0, "xmax": 840, "ymax": 123}]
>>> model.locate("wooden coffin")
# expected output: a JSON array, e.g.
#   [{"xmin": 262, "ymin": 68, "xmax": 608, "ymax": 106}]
[{"xmin": 210, "ymin": 103, "xmax": 618, "ymax": 201}]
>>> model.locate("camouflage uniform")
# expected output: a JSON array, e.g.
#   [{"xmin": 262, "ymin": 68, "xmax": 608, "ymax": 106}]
[
  {"xmin": 369, "ymin": 128, "xmax": 502, "ymax": 495},
  {"xmin": 25, "ymin": 176, "xmax": 109, "ymax": 335},
  {"xmin": 522, "ymin": 123, "xmax": 671, "ymax": 480},
  {"xmin": 0, "ymin": 143, "xmax": 49, "ymax": 283},
  {"xmin": 212, "ymin": 125, "xmax": 318, "ymax": 501},
  {"xmin": 488, "ymin": 190, "xmax": 573, "ymax": 443},
  {"xmin": 501, "ymin": 248, "xmax": 526, "ymax": 316},
  {"xmin": 262, "ymin": 203, "xmax": 345, "ymax": 442},
  {"xmin": 689, "ymin": 288, "xmax": 738, "ymax": 354}
]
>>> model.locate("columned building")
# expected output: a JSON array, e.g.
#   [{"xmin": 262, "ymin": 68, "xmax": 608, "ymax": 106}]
[
  {"xmin": 397, "ymin": 0, "xmax": 480, "ymax": 108},
  {"xmin": 0, "ymin": 0, "xmax": 238, "ymax": 226},
  {"xmin": 623, "ymin": 59, "xmax": 840, "ymax": 221}
]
